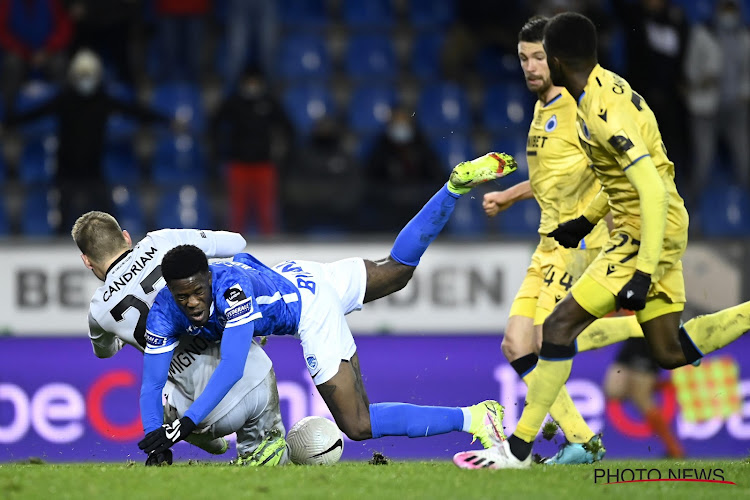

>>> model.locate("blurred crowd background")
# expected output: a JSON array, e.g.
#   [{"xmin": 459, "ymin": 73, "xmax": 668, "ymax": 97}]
[{"xmin": 0, "ymin": 0, "xmax": 748, "ymax": 238}]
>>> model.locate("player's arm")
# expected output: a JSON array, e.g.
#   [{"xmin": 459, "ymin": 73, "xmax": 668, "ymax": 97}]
[
  {"xmin": 150, "ymin": 229, "xmax": 246, "ymax": 259},
  {"xmin": 88, "ymin": 312, "xmax": 124, "ymax": 358},
  {"xmin": 581, "ymin": 188, "xmax": 610, "ymax": 224},
  {"xmin": 623, "ymin": 158, "xmax": 667, "ymax": 275},
  {"xmin": 483, "ymin": 180, "xmax": 533, "ymax": 217}
]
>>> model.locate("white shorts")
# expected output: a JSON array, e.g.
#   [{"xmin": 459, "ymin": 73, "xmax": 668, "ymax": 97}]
[{"xmin": 273, "ymin": 258, "xmax": 367, "ymax": 385}]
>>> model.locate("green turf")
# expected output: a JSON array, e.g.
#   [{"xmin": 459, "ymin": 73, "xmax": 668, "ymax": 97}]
[{"xmin": 0, "ymin": 460, "xmax": 747, "ymax": 500}]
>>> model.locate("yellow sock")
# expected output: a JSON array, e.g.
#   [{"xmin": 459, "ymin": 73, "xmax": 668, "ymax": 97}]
[
  {"xmin": 515, "ymin": 358, "xmax": 572, "ymax": 442},
  {"xmin": 576, "ymin": 315, "xmax": 643, "ymax": 352},
  {"xmin": 684, "ymin": 301, "xmax": 750, "ymax": 355},
  {"xmin": 523, "ymin": 370, "xmax": 594, "ymax": 444}
]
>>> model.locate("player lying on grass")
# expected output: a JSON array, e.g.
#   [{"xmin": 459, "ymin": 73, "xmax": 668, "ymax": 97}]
[
  {"xmin": 481, "ymin": 16, "xmax": 646, "ymax": 464},
  {"xmin": 72, "ymin": 214, "xmax": 288, "ymax": 466},
  {"xmin": 137, "ymin": 153, "xmax": 517, "ymax": 461},
  {"xmin": 454, "ymin": 12, "xmax": 750, "ymax": 470}
]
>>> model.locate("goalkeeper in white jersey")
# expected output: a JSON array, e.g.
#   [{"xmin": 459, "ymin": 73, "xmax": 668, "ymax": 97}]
[{"xmin": 72, "ymin": 211, "xmax": 288, "ymax": 466}]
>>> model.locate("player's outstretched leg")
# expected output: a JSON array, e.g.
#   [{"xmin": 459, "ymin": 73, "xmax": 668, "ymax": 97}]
[
  {"xmin": 316, "ymin": 354, "xmax": 505, "ymax": 448},
  {"xmin": 364, "ymin": 152, "xmax": 517, "ymax": 303}
]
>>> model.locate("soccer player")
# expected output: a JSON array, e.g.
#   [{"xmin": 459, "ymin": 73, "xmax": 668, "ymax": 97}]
[
  {"xmin": 137, "ymin": 153, "xmax": 518, "ymax": 460},
  {"xmin": 454, "ymin": 12, "xmax": 750, "ymax": 469},
  {"xmin": 481, "ymin": 16, "xmax": 646, "ymax": 464},
  {"xmin": 73, "ymin": 213, "xmax": 288, "ymax": 466}
]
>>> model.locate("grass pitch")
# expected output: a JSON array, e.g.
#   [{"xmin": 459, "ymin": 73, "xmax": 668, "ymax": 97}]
[{"xmin": 0, "ymin": 459, "xmax": 747, "ymax": 500}]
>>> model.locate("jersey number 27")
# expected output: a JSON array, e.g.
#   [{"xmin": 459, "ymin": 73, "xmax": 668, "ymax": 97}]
[{"xmin": 109, "ymin": 266, "xmax": 163, "ymax": 348}]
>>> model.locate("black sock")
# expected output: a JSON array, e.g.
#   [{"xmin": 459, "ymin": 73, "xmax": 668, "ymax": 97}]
[
  {"xmin": 510, "ymin": 353, "xmax": 539, "ymax": 378},
  {"xmin": 508, "ymin": 434, "xmax": 533, "ymax": 461}
]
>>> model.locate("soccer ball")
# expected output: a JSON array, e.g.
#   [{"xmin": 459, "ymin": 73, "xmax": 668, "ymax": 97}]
[{"xmin": 286, "ymin": 416, "xmax": 344, "ymax": 465}]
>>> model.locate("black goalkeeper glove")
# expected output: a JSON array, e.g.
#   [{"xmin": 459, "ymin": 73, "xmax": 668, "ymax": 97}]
[
  {"xmin": 617, "ymin": 270, "xmax": 652, "ymax": 311},
  {"xmin": 138, "ymin": 416, "xmax": 196, "ymax": 455},
  {"xmin": 144, "ymin": 449, "xmax": 173, "ymax": 467},
  {"xmin": 547, "ymin": 216, "xmax": 596, "ymax": 248}
]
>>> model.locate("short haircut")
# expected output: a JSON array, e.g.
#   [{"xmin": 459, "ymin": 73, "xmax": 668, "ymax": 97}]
[
  {"xmin": 518, "ymin": 16, "xmax": 549, "ymax": 43},
  {"xmin": 71, "ymin": 211, "xmax": 128, "ymax": 264},
  {"xmin": 543, "ymin": 12, "xmax": 597, "ymax": 64},
  {"xmin": 162, "ymin": 245, "xmax": 209, "ymax": 282}
]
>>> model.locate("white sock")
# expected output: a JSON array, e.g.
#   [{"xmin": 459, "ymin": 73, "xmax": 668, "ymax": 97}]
[{"xmin": 461, "ymin": 407, "xmax": 472, "ymax": 432}]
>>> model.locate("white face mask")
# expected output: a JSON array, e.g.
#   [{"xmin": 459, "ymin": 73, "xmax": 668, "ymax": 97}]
[
  {"xmin": 387, "ymin": 123, "xmax": 414, "ymax": 144},
  {"xmin": 75, "ymin": 77, "xmax": 98, "ymax": 96}
]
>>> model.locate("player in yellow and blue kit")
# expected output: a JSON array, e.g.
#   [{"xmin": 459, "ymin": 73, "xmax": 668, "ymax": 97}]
[
  {"xmin": 455, "ymin": 12, "xmax": 750, "ymax": 469},
  {"xmin": 482, "ymin": 16, "xmax": 643, "ymax": 464},
  {"xmin": 137, "ymin": 152, "xmax": 519, "ymax": 461}
]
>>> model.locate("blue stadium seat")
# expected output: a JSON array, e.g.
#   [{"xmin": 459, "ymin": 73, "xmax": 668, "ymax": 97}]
[
  {"xmin": 151, "ymin": 82, "xmax": 205, "ymax": 134},
  {"xmin": 22, "ymin": 186, "xmax": 60, "ymax": 236},
  {"xmin": 0, "ymin": 199, "xmax": 9, "ymax": 236},
  {"xmin": 348, "ymin": 85, "xmax": 397, "ymax": 134},
  {"xmin": 476, "ymin": 47, "xmax": 523, "ymax": 81},
  {"xmin": 411, "ymin": 32, "xmax": 444, "ymax": 80},
  {"xmin": 483, "ymin": 83, "xmax": 535, "ymax": 134},
  {"xmin": 494, "ymin": 198, "xmax": 541, "ymax": 236},
  {"xmin": 14, "ymin": 81, "xmax": 59, "ymax": 139},
  {"xmin": 282, "ymin": 84, "xmax": 336, "ymax": 137},
  {"xmin": 342, "ymin": 0, "xmax": 394, "ymax": 29},
  {"xmin": 106, "ymin": 82, "xmax": 138, "ymax": 142},
  {"xmin": 673, "ymin": 0, "xmax": 713, "ymax": 24},
  {"xmin": 279, "ymin": 0, "xmax": 328, "ymax": 29},
  {"xmin": 699, "ymin": 184, "xmax": 750, "ymax": 237},
  {"xmin": 111, "ymin": 185, "xmax": 145, "ymax": 236},
  {"xmin": 416, "ymin": 83, "xmax": 471, "ymax": 134},
  {"xmin": 409, "ymin": 0, "xmax": 455, "ymax": 28},
  {"xmin": 346, "ymin": 34, "xmax": 396, "ymax": 81},
  {"xmin": 429, "ymin": 132, "xmax": 476, "ymax": 174},
  {"xmin": 156, "ymin": 185, "xmax": 213, "ymax": 229},
  {"xmin": 276, "ymin": 34, "xmax": 331, "ymax": 81},
  {"xmin": 446, "ymin": 195, "xmax": 488, "ymax": 236},
  {"xmin": 151, "ymin": 134, "xmax": 207, "ymax": 185},
  {"xmin": 19, "ymin": 135, "xmax": 57, "ymax": 185},
  {"xmin": 103, "ymin": 142, "xmax": 140, "ymax": 185}
]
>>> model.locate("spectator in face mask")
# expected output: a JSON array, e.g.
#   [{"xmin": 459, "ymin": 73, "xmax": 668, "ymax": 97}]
[
  {"xmin": 3, "ymin": 49, "xmax": 177, "ymax": 232},
  {"xmin": 210, "ymin": 67, "xmax": 293, "ymax": 235},
  {"xmin": 364, "ymin": 107, "xmax": 444, "ymax": 231},
  {"xmin": 684, "ymin": 0, "xmax": 750, "ymax": 199}
]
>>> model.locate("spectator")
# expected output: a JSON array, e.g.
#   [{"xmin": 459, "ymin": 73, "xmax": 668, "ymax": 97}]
[
  {"xmin": 66, "ymin": 0, "xmax": 141, "ymax": 84},
  {"xmin": 282, "ymin": 117, "xmax": 361, "ymax": 233},
  {"xmin": 364, "ymin": 108, "xmax": 444, "ymax": 231},
  {"xmin": 154, "ymin": 0, "xmax": 210, "ymax": 82},
  {"xmin": 223, "ymin": 0, "xmax": 277, "ymax": 92},
  {"xmin": 3, "ymin": 49, "xmax": 178, "ymax": 231},
  {"xmin": 210, "ymin": 67, "xmax": 292, "ymax": 235},
  {"xmin": 0, "ymin": 0, "xmax": 73, "ymax": 110},
  {"xmin": 613, "ymin": 0, "xmax": 690, "ymax": 177},
  {"xmin": 684, "ymin": 0, "xmax": 750, "ymax": 199}
]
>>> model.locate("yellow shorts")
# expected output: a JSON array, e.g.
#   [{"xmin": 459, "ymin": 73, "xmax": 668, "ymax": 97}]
[
  {"xmin": 509, "ymin": 242, "xmax": 601, "ymax": 325},
  {"xmin": 571, "ymin": 225, "xmax": 687, "ymax": 323}
]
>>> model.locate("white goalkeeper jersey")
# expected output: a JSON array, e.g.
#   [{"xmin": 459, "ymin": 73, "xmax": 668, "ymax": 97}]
[{"xmin": 87, "ymin": 228, "xmax": 273, "ymax": 425}]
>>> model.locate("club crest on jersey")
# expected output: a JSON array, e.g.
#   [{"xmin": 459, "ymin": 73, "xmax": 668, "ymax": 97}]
[
  {"xmin": 545, "ymin": 114, "xmax": 557, "ymax": 132},
  {"xmin": 306, "ymin": 355, "xmax": 318, "ymax": 371},
  {"xmin": 224, "ymin": 284, "xmax": 247, "ymax": 306}
]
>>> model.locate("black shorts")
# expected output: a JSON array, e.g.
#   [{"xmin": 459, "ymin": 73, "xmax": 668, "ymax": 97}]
[{"xmin": 613, "ymin": 338, "xmax": 660, "ymax": 374}]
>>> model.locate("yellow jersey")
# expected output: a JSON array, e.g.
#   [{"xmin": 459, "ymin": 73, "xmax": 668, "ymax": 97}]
[
  {"xmin": 527, "ymin": 89, "xmax": 609, "ymax": 251},
  {"xmin": 575, "ymin": 65, "xmax": 689, "ymax": 237}
]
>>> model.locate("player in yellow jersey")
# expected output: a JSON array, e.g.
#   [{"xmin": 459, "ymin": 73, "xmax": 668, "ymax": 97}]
[
  {"xmin": 455, "ymin": 12, "xmax": 750, "ymax": 469},
  {"xmin": 482, "ymin": 16, "xmax": 644, "ymax": 464}
]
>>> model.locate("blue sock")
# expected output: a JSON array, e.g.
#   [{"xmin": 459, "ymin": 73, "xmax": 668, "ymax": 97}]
[
  {"xmin": 390, "ymin": 184, "xmax": 460, "ymax": 266},
  {"xmin": 369, "ymin": 402, "xmax": 464, "ymax": 438}
]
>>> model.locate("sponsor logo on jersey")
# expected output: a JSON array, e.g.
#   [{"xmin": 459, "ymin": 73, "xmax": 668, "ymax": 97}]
[
  {"xmin": 608, "ymin": 131, "xmax": 634, "ymax": 153},
  {"xmin": 306, "ymin": 355, "xmax": 318, "ymax": 371},
  {"xmin": 226, "ymin": 301, "xmax": 253, "ymax": 321},
  {"xmin": 544, "ymin": 114, "xmax": 557, "ymax": 132},
  {"xmin": 224, "ymin": 284, "xmax": 247, "ymax": 306},
  {"xmin": 145, "ymin": 332, "xmax": 166, "ymax": 346}
]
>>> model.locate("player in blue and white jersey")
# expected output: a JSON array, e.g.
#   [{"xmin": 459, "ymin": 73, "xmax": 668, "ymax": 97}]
[
  {"xmin": 73, "ymin": 212, "xmax": 289, "ymax": 466},
  {"xmin": 138, "ymin": 153, "xmax": 518, "ymax": 460}
]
